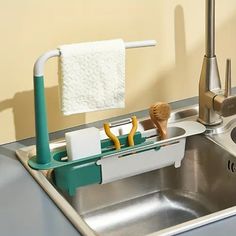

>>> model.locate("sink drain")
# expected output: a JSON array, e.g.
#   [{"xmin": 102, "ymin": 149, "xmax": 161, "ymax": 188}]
[{"xmin": 228, "ymin": 160, "xmax": 236, "ymax": 173}]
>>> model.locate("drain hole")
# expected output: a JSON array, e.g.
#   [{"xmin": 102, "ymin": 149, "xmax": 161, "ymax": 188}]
[
  {"xmin": 231, "ymin": 162, "xmax": 235, "ymax": 173},
  {"xmin": 227, "ymin": 160, "xmax": 236, "ymax": 173},
  {"xmin": 228, "ymin": 160, "xmax": 231, "ymax": 170}
]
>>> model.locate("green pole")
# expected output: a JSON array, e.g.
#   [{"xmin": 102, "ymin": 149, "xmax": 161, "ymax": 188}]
[{"xmin": 34, "ymin": 75, "xmax": 51, "ymax": 164}]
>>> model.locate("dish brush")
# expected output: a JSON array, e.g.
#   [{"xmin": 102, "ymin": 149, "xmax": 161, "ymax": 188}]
[{"xmin": 149, "ymin": 102, "xmax": 171, "ymax": 140}]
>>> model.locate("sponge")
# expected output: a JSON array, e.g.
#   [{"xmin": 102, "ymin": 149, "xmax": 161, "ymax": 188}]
[{"xmin": 65, "ymin": 127, "xmax": 101, "ymax": 161}]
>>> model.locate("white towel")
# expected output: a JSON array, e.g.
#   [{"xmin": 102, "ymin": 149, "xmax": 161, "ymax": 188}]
[{"xmin": 59, "ymin": 39, "xmax": 125, "ymax": 115}]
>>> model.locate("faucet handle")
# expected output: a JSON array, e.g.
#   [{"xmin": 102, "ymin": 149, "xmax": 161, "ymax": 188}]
[
  {"xmin": 224, "ymin": 59, "xmax": 232, "ymax": 97},
  {"xmin": 214, "ymin": 59, "xmax": 236, "ymax": 117},
  {"xmin": 214, "ymin": 95, "xmax": 236, "ymax": 117}
]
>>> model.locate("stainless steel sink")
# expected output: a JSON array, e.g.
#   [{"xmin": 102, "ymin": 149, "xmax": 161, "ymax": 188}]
[
  {"xmin": 63, "ymin": 134, "xmax": 236, "ymax": 236},
  {"xmin": 16, "ymin": 107, "xmax": 236, "ymax": 236}
]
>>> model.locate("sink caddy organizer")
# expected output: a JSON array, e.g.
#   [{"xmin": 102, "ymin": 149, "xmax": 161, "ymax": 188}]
[{"xmin": 29, "ymin": 40, "xmax": 206, "ymax": 196}]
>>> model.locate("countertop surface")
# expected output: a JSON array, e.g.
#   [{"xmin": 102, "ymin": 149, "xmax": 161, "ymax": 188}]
[
  {"xmin": 1, "ymin": 140, "xmax": 236, "ymax": 236},
  {"xmin": 0, "ymin": 141, "xmax": 79, "ymax": 236}
]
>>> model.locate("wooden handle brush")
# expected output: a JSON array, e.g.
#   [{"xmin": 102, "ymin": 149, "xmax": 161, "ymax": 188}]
[{"xmin": 149, "ymin": 102, "xmax": 171, "ymax": 140}]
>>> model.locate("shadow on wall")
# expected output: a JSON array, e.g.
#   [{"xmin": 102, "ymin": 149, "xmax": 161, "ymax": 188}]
[
  {"xmin": 129, "ymin": 4, "xmax": 236, "ymax": 109},
  {"xmin": 128, "ymin": 5, "xmax": 191, "ymax": 109},
  {"xmin": 0, "ymin": 86, "xmax": 86, "ymax": 141},
  {"xmin": 158, "ymin": 5, "xmax": 189, "ymax": 100}
]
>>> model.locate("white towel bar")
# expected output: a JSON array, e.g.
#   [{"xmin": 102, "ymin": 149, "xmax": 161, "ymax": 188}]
[{"xmin": 34, "ymin": 40, "xmax": 157, "ymax": 76}]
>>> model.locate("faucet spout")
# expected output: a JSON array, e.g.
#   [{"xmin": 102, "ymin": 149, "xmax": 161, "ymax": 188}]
[
  {"xmin": 205, "ymin": 0, "xmax": 215, "ymax": 57},
  {"xmin": 198, "ymin": 0, "xmax": 222, "ymax": 125},
  {"xmin": 198, "ymin": 0, "xmax": 236, "ymax": 126}
]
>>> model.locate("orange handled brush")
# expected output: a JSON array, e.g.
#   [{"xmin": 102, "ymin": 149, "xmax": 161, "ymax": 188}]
[{"xmin": 149, "ymin": 102, "xmax": 171, "ymax": 140}]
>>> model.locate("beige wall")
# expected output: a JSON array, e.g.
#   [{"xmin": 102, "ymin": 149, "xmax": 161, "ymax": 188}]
[{"xmin": 1, "ymin": 0, "xmax": 236, "ymax": 144}]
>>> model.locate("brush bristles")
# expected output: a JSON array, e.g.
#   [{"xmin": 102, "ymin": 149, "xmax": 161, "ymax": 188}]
[{"xmin": 150, "ymin": 102, "xmax": 171, "ymax": 121}]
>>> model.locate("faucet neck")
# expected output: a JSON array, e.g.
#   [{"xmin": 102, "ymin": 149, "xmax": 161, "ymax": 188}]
[
  {"xmin": 205, "ymin": 0, "xmax": 215, "ymax": 58},
  {"xmin": 198, "ymin": 0, "xmax": 222, "ymax": 126},
  {"xmin": 198, "ymin": 0, "xmax": 236, "ymax": 125}
]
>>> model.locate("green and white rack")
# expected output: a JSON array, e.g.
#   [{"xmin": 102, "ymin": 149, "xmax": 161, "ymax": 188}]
[{"xmin": 29, "ymin": 39, "xmax": 206, "ymax": 196}]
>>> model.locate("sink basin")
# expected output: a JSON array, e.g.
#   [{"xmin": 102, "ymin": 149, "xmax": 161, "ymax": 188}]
[
  {"xmin": 16, "ymin": 107, "xmax": 236, "ymax": 236},
  {"xmin": 65, "ymin": 134, "xmax": 236, "ymax": 236}
]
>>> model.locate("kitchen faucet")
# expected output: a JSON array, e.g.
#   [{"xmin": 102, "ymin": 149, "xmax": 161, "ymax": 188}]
[{"xmin": 198, "ymin": 0, "xmax": 236, "ymax": 125}]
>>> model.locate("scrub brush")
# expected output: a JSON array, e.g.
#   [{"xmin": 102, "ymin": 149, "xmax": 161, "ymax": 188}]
[{"xmin": 149, "ymin": 102, "xmax": 171, "ymax": 140}]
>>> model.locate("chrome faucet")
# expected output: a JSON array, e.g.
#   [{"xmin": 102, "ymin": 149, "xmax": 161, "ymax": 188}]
[{"xmin": 198, "ymin": 0, "xmax": 236, "ymax": 125}]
